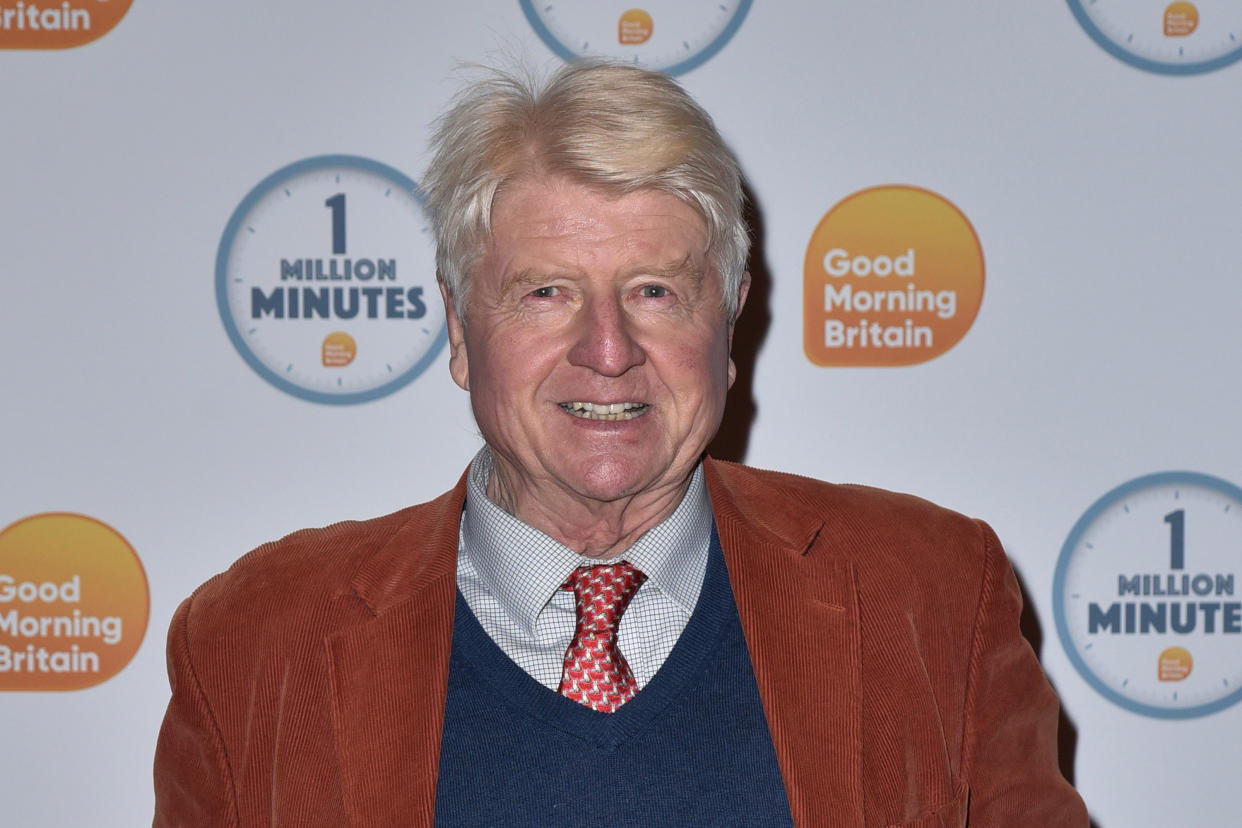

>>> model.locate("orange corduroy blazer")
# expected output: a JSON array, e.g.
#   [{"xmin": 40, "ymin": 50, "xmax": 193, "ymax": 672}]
[{"xmin": 154, "ymin": 459, "xmax": 1087, "ymax": 827}]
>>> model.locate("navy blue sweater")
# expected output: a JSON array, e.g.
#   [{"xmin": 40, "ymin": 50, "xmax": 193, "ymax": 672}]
[{"xmin": 434, "ymin": 532, "xmax": 794, "ymax": 826}]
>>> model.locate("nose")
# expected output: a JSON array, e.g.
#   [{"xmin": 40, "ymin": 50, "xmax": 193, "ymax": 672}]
[{"xmin": 566, "ymin": 293, "xmax": 646, "ymax": 377}]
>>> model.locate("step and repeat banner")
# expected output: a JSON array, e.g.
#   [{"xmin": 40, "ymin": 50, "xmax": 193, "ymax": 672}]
[{"xmin": 2, "ymin": 2, "xmax": 1238, "ymax": 825}]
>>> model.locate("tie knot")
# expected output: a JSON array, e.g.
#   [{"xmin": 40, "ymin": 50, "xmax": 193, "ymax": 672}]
[{"xmin": 562, "ymin": 562, "xmax": 646, "ymax": 630}]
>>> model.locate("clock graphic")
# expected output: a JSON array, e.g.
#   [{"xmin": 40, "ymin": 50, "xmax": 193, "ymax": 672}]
[
  {"xmin": 520, "ymin": 0, "xmax": 752, "ymax": 75},
  {"xmin": 1067, "ymin": 1, "xmax": 1242, "ymax": 74},
  {"xmin": 216, "ymin": 155, "xmax": 447, "ymax": 404},
  {"xmin": 1054, "ymin": 471, "xmax": 1242, "ymax": 718}
]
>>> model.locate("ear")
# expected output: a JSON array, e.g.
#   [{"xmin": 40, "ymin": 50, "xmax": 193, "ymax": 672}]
[
  {"xmin": 726, "ymin": 271, "xmax": 751, "ymax": 389},
  {"xmin": 438, "ymin": 276, "xmax": 470, "ymax": 391}
]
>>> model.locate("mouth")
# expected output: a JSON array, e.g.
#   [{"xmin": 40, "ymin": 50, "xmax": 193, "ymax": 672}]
[{"xmin": 560, "ymin": 401, "xmax": 650, "ymax": 421}]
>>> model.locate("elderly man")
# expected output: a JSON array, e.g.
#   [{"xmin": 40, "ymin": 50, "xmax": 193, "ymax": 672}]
[{"xmin": 154, "ymin": 62, "xmax": 1087, "ymax": 826}]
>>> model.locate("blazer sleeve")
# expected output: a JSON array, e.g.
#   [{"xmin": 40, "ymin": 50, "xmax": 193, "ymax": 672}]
[
  {"xmin": 152, "ymin": 594, "xmax": 240, "ymax": 828},
  {"xmin": 960, "ymin": 521, "xmax": 1089, "ymax": 826}
]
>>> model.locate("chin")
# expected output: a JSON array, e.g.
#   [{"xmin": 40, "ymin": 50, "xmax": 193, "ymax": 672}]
[{"xmin": 562, "ymin": 454, "xmax": 665, "ymax": 503}]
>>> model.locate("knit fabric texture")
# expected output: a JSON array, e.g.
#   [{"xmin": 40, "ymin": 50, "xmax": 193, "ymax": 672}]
[{"xmin": 433, "ymin": 529, "xmax": 794, "ymax": 827}]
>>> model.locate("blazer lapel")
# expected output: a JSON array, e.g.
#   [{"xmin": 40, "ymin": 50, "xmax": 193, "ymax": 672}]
[
  {"xmin": 326, "ymin": 475, "xmax": 466, "ymax": 827},
  {"xmin": 707, "ymin": 459, "xmax": 864, "ymax": 828}
]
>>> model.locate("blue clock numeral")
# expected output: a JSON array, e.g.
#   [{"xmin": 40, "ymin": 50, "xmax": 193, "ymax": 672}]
[
  {"xmin": 326, "ymin": 193, "xmax": 346, "ymax": 255},
  {"xmin": 1164, "ymin": 509, "xmax": 1185, "ymax": 570}
]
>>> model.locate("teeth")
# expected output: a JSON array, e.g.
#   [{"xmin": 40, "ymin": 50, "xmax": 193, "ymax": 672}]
[{"xmin": 562, "ymin": 401, "xmax": 648, "ymax": 421}]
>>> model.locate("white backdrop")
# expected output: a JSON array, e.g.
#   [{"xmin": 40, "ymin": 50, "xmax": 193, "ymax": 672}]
[{"xmin": 2, "ymin": 2, "xmax": 1239, "ymax": 825}]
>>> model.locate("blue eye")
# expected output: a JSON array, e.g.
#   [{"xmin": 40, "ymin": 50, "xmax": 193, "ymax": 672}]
[
  {"xmin": 531, "ymin": 286, "xmax": 558, "ymax": 298},
  {"xmin": 640, "ymin": 285, "xmax": 669, "ymax": 298}
]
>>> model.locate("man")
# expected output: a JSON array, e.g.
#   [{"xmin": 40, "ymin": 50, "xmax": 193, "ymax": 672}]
[{"xmin": 154, "ymin": 62, "xmax": 1087, "ymax": 826}]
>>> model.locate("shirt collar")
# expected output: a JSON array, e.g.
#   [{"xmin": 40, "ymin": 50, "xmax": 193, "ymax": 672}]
[{"xmin": 460, "ymin": 447, "xmax": 712, "ymax": 636}]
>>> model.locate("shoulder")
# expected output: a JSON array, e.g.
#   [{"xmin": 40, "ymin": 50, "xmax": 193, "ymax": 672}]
[
  {"xmin": 705, "ymin": 458, "xmax": 1002, "ymax": 618},
  {"xmin": 177, "ymin": 479, "xmax": 466, "ymax": 657},
  {"xmin": 190, "ymin": 506, "xmax": 415, "ymax": 616},
  {"xmin": 705, "ymin": 457, "xmax": 991, "ymax": 557}
]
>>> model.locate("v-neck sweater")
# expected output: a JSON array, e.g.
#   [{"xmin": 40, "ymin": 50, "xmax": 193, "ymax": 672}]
[{"xmin": 433, "ymin": 528, "xmax": 794, "ymax": 826}]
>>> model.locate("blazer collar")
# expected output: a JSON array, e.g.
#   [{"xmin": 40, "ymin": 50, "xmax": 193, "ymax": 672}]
[{"xmin": 705, "ymin": 458, "xmax": 865, "ymax": 828}]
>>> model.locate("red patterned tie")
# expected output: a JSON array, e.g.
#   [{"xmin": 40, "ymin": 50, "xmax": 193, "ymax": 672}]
[{"xmin": 557, "ymin": 562, "xmax": 647, "ymax": 713}]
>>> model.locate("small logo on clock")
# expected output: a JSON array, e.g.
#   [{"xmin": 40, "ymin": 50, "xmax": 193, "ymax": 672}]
[
  {"xmin": 521, "ymin": 0, "xmax": 751, "ymax": 75},
  {"xmin": 321, "ymin": 332, "xmax": 357, "ymax": 367},
  {"xmin": 619, "ymin": 9, "xmax": 653, "ymax": 45},
  {"xmin": 1163, "ymin": 3, "xmax": 1198, "ymax": 37},
  {"xmin": 216, "ymin": 155, "xmax": 447, "ymax": 405},
  {"xmin": 1159, "ymin": 646, "xmax": 1193, "ymax": 681},
  {"xmin": 802, "ymin": 186, "xmax": 985, "ymax": 368},
  {"xmin": 1054, "ymin": 472, "xmax": 1242, "ymax": 718}
]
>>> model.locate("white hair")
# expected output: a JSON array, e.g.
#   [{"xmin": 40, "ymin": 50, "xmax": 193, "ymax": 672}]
[{"xmin": 421, "ymin": 60, "xmax": 749, "ymax": 319}]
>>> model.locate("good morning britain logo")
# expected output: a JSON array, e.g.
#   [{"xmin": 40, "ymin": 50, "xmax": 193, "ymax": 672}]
[
  {"xmin": 0, "ymin": 513, "xmax": 148, "ymax": 691},
  {"xmin": 803, "ymin": 186, "xmax": 984, "ymax": 367},
  {"xmin": 0, "ymin": 0, "xmax": 132, "ymax": 49},
  {"xmin": 216, "ymin": 156, "xmax": 447, "ymax": 405}
]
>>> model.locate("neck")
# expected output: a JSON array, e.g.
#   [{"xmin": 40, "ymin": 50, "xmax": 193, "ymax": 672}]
[{"xmin": 486, "ymin": 463, "xmax": 692, "ymax": 559}]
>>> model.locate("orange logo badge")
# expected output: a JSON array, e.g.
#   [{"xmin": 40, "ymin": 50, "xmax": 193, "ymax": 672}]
[
  {"xmin": 803, "ymin": 186, "xmax": 984, "ymax": 367},
  {"xmin": 1164, "ymin": 2, "xmax": 1199, "ymax": 37},
  {"xmin": 322, "ymin": 331, "xmax": 357, "ymax": 367},
  {"xmin": 0, "ymin": 514, "xmax": 148, "ymax": 691},
  {"xmin": 0, "ymin": 0, "xmax": 133, "ymax": 50},
  {"xmin": 1158, "ymin": 646, "xmax": 1193, "ymax": 682},
  {"xmin": 619, "ymin": 9, "xmax": 653, "ymax": 45}
]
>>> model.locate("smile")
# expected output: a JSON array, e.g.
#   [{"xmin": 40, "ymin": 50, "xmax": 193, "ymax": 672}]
[{"xmin": 560, "ymin": 401, "xmax": 649, "ymax": 421}]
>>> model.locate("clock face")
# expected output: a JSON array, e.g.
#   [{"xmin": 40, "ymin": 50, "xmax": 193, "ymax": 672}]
[
  {"xmin": 1068, "ymin": 1, "xmax": 1242, "ymax": 74},
  {"xmin": 216, "ymin": 156, "xmax": 447, "ymax": 404},
  {"xmin": 1054, "ymin": 472, "xmax": 1242, "ymax": 718},
  {"xmin": 520, "ymin": 0, "xmax": 752, "ymax": 75}
]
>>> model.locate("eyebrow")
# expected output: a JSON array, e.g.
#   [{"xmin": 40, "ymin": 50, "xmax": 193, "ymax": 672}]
[
  {"xmin": 507, "ymin": 254, "xmax": 706, "ymax": 288},
  {"xmin": 506, "ymin": 268, "xmax": 560, "ymax": 289}
]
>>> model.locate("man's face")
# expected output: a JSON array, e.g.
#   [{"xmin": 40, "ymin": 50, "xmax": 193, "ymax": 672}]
[{"xmin": 443, "ymin": 177, "xmax": 748, "ymax": 513}]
